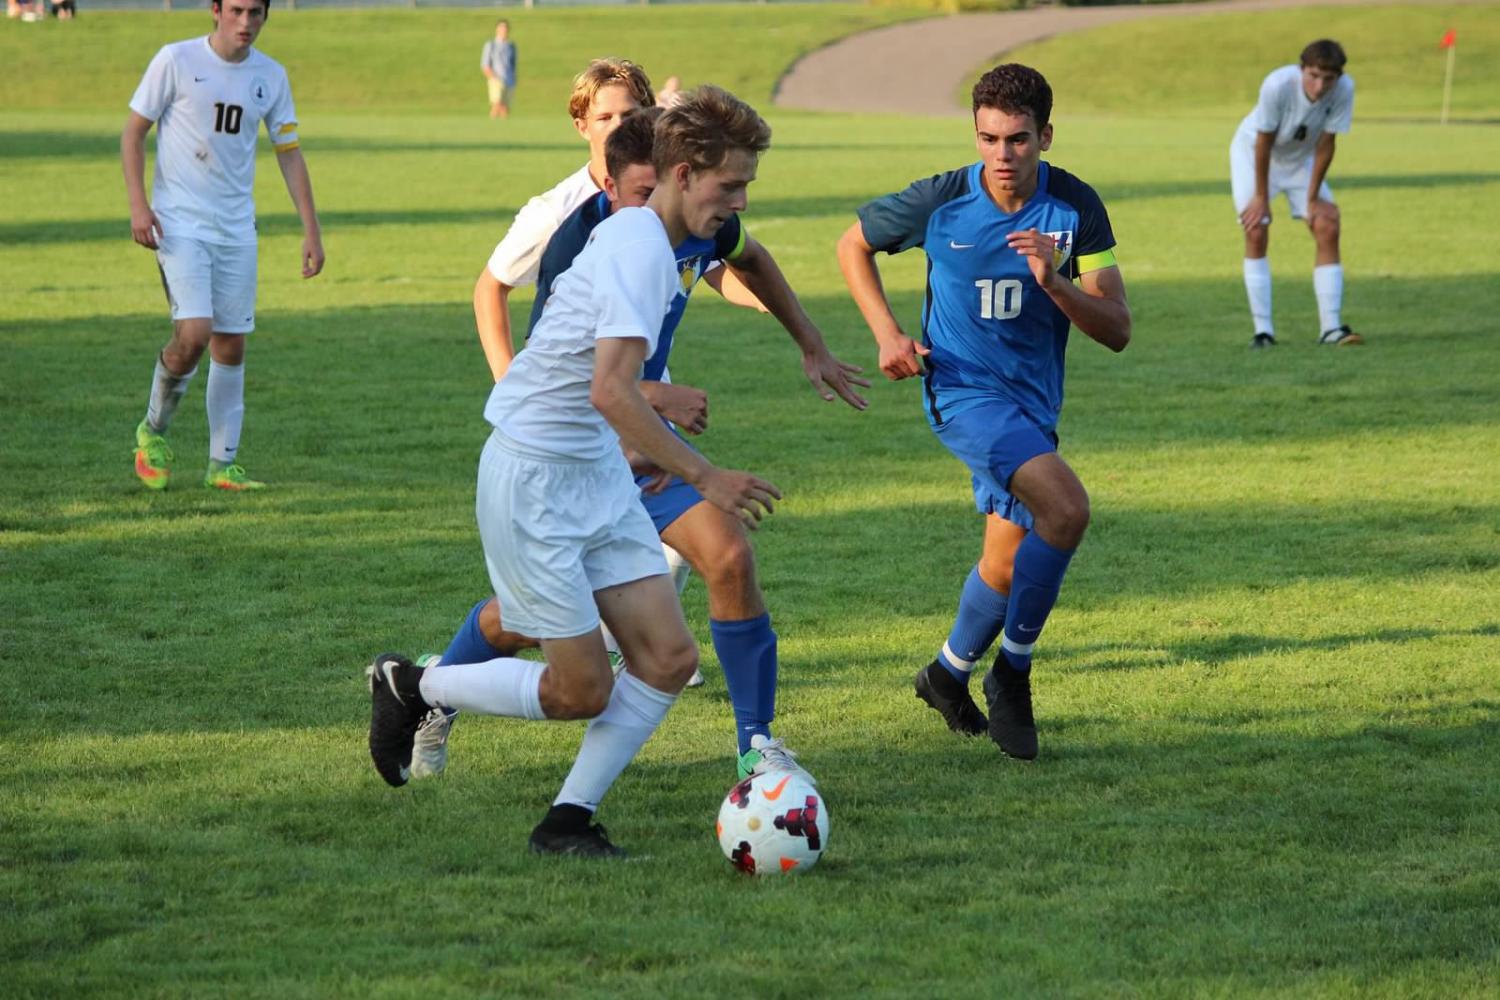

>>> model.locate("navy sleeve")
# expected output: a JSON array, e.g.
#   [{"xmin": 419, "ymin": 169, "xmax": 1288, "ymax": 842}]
[
  {"xmin": 711, "ymin": 214, "xmax": 744, "ymax": 262},
  {"xmin": 526, "ymin": 193, "xmax": 607, "ymax": 338},
  {"xmin": 1046, "ymin": 166, "xmax": 1115, "ymax": 261},
  {"xmin": 856, "ymin": 167, "xmax": 970, "ymax": 255}
]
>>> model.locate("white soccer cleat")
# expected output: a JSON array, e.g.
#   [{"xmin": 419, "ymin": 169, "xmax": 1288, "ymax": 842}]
[
  {"xmin": 409, "ymin": 653, "xmax": 452, "ymax": 779},
  {"xmin": 739, "ymin": 734, "xmax": 817, "ymax": 785},
  {"xmin": 686, "ymin": 668, "xmax": 705, "ymax": 688}
]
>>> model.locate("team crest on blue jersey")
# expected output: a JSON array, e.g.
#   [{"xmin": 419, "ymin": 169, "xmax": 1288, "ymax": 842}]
[
  {"xmin": 251, "ymin": 77, "xmax": 270, "ymax": 106},
  {"xmin": 1045, "ymin": 229, "xmax": 1074, "ymax": 269},
  {"xmin": 678, "ymin": 256, "xmax": 702, "ymax": 296}
]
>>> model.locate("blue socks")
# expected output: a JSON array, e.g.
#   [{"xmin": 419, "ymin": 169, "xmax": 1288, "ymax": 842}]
[
  {"xmin": 439, "ymin": 600, "xmax": 505, "ymax": 667},
  {"xmin": 710, "ymin": 613, "xmax": 777, "ymax": 755},
  {"xmin": 1000, "ymin": 533, "xmax": 1075, "ymax": 672},
  {"xmin": 937, "ymin": 566, "xmax": 1009, "ymax": 684}
]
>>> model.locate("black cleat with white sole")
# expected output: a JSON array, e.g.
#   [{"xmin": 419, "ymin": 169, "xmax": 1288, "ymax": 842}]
[
  {"xmin": 982, "ymin": 661, "xmax": 1039, "ymax": 761},
  {"xmin": 367, "ymin": 652, "xmax": 432, "ymax": 787}
]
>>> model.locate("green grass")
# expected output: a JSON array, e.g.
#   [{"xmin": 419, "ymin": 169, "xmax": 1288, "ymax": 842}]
[{"xmin": 4, "ymin": 5, "xmax": 1499, "ymax": 997}]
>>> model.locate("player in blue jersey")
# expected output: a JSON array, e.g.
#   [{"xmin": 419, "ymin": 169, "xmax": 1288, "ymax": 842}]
[
  {"xmin": 837, "ymin": 63, "xmax": 1131, "ymax": 760},
  {"xmin": 414, "ymin": 105, "xmax": 870, "ymax": 783}
]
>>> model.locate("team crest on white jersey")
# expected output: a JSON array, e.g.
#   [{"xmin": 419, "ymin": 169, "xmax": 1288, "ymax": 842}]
[
  {"xmin": 1045, "ymin": 229, "xmax": 1075, "ymax": 269},
  {"xmin": 250, "ymin": 77, "xmax": 271, "ymax": 107}
]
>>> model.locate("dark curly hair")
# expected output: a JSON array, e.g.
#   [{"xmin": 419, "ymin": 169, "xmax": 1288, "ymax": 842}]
[{"xmin": 972, "ymin": 63, "xmax": 1053, "ymax": 129}]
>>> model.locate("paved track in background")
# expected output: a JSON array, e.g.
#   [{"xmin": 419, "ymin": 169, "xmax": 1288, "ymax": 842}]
[{"xmin": 773, "ymin": 0, "xmax": 1457, "ymax": 116}]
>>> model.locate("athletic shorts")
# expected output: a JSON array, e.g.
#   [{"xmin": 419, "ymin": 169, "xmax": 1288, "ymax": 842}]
[
  {"xmin": 931, "ymin": 399, "xmax": 1057, "ymax": 530},
  {"xmin": 155, "ymin": 235, "xmax": 257, "ymax": 333},
  {"xmin": 475, "ymin": 430, "xmax": 668, "ymax": 640},
  {"xmin": 1229, "ymin": 138, "xmax": 1335, "ymax": 221}
]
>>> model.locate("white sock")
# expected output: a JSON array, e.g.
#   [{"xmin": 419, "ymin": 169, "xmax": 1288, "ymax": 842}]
[
  {"xmin": 146, "ymin": 356, "xmax": 196, "ymax": 433},
  {"xmin": 206, "ymin": 360, "xmax": 245, "ymax": 464},
  {"xmin": 1313, "ymin": 263, "xmax": 1343, "ymax": 333},
  {"xmin": 554, "ymin": 670, "xmax": 677, "ymax": 811},
  {"xmin": 1243, "ymin": 257, "xmax": 1273, "ymax": 335},
  {"xmin": 602, "ymin": 544, "xmax": 691, "ymax": 655},
  {"xmin": 418, "ymin": 657, "xmax": 545, "ymax": 720}
]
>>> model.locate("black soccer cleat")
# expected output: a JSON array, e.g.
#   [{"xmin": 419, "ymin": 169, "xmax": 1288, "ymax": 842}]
[
  {"xmin": 914, "ymin": 660, "xmax": 987, "ymax": 736},
  {"xmin": 529, "ymin": 806, "xmax": 625, "ymax": 859},
  {"xmin": 1250, "ymin": 332, "xmax": 1277, "ymax": 349},
  {"xmin": 366, "ymin": 652, "xmax": 431, "ymax": 787},
  {"xmin": 982, "ymin": 662, "xmax": 1038, "ymax": 761}
]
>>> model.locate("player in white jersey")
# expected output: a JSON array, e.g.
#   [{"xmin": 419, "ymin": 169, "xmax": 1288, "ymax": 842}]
[
  {"xmin": 123, "ymin": 0, "xmax": 324, "ymax": 491},
  {"xmin": 367, "ymin": 87, "xmax": 781, "ymax": 858},
  {"xmin": 1231, "ymin": 39, "xmax": 1361, "ymax": 349}
]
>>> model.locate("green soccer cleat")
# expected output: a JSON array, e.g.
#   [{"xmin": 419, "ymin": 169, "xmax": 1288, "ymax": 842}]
[
  {"xmin": 204, "ymin": 462, "xmax": 266, "ymax": 491},
  {"xmin": 133, "ymin": 420, "xmax": 174, "ymax": 490}
]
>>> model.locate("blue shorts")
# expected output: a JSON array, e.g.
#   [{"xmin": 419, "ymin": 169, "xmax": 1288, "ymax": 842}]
[
  {"xmin": 931, "ymin": 400, "xmax": 1057, "ymax": 529},
  {"xmin": 635, "ymin": 473, "xmax": 704, "ymax": 534}
]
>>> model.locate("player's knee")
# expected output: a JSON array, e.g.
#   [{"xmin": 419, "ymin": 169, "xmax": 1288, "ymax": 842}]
[
  {"xmin": 1041, "ymin": 493, "xmax": 1090, "ymax": 548},
  {"xmin": 548, "ymin": 670, "xmax": 614, "ymax": 720},
  {"xmin": 660, "ymin": 638, "xmax": 701, "ymax": 688},
  {"xmin": 701, "ymin": 534, "xmax": 757, "ymax": 599},
  {"xmin": 977, "ymin": 557, "xmax": 1013, "ymax": 594}
]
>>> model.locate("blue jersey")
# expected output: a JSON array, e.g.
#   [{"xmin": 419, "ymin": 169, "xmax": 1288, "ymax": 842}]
[
  {"xmin": 857, "ymin": 160, "xmax": 1116, "ymax": 433},
  {"xmin": 528, "ymin": 191, "xmax": 746, "ymax": 381}
]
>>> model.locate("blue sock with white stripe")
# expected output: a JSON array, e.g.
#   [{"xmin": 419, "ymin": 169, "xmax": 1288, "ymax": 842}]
[
  {"xmin": 936, "ymin": 566, "xmax": 1009, "ymax": 684},
  {"xmin": 438, "ymin": 600, "xmax": 504, "ymax": 667},
  {"xmin": 1000, "ymin": 533, "xmax": 1074, "ymax": 673},
  {"xmin": 710, "ymin": 613, "xmax": 777, "ymax": 755}
]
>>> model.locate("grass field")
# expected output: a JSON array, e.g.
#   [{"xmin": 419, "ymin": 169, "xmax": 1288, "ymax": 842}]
[{"xmin": 3, "ymin": 4, "xmax": 1499, "ymax": 996}]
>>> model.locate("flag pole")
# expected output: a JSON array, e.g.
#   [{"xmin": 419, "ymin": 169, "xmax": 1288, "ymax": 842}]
[{"xmin": 1441, "ymin": 38, "xmax": 1456, "ymax": 125}]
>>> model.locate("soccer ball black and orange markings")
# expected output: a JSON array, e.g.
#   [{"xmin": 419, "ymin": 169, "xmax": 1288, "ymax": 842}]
[{"xmin": 716, "ymin": 772, "xmax": 829, "ymax": 876}]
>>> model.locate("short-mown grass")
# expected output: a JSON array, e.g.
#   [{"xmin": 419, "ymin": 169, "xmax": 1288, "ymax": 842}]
[{"xmin": 3, "ymin": 5, "xmax": 1498, "ymax": 997}]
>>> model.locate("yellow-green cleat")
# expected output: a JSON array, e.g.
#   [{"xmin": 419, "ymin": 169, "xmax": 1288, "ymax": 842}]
[
  {"xmin": 204, "ymin": 462, "xmax": 266, "ymax": 491},
  {"xmin": 133, "ymin": 420, "xmax": 174, "ymax": 490}
]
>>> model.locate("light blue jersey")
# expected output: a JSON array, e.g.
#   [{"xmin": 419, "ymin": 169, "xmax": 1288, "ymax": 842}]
[{"xmin": 858, "ymin": 160, "xmax": 1116, "ymax": 434}]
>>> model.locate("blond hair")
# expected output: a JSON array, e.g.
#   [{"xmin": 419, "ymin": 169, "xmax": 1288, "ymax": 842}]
[
  {"xmin": 567, "ymin": 58, "xmax": 654, "ymax": 121},
  {"xmin": 653, "ymin": 85, "xmax": 771, "ymax": 176}
]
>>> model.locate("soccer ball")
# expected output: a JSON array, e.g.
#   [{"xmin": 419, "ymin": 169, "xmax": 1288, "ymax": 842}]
[{"xmin": 716, "ymin": 771, "xmax": 829, "ymax": 875}]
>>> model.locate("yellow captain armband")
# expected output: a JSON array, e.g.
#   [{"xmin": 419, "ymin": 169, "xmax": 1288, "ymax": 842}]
[
  {"xmin": 724, "ymin": 224, "xmax": 748, "ymax": 262},
  {"xmin": 277, "ymin": 123, "xmax": 297, "ymax": 136},
  {"xmin": 273, "ymin": 140, "xmax": 301, "ymax": 153},
  {"xmin": 1075, "ymin": 248, "xmax": 1117, "ymax": 274}
]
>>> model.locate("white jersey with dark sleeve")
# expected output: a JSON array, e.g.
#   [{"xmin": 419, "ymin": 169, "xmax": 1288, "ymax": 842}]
[
  {"xmin": 129, "ymin": 37, "xmax": 298, "ymax": 245},
  {"xmin": 1235, "ymin": 64, "xmax": 1354, "ymax": 166},
  {"xmin": 485, "ymin": 163, "xmax": 600, "ymax": 287},
  {"xmin": 483, "ymin": 206, "xmax": 678, "ymax": 461}
]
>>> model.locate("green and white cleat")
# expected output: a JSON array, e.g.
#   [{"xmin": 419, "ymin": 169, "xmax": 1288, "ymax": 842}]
[
  {"xmin": 204, "ymin": 461, "xmax": 266, "ymax": 491},
  {"xmin": 410, "ymin": 653, "xmax": 452, "ymax": 779},
  {"xmin": 133, "ymin": 420, "xmax": 174, "ymax": 490},
  {"xmin": 736, "ymin": 734, "xmax": 816, "ymax": 784}
]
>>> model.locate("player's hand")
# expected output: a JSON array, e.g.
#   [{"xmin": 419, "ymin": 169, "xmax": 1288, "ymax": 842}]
[
  {"xmin": 1305, "ymin": 197, "xmax": 1339, "ymax": 233},
  {"xmin": 622, "ymin": 447, "xmax": 673, "ymax": 493},
  {"xmin": 301, "ymin": 233, "xmax": 325, "ymax": 278},
  {"xmin": 877, "ymin": 333, "xmax": 930, "ymax": 381},
  {"xmin": 801, "ymin": 348, "xmax": 871, "ymax": 410},
  {"xmin": 1006, "ymin": 228, "xmax": 1058, "ymax": 287},
  {"xmin": 644, "ymin": 382, "xmax": 709, "ymax": 435},
  {"xmin": 130, "ymin": 205, "xmax": 162, "ymax": 250},
  {"xmin": 1239, "ymin": 195, "xmax": 1270, "ymax": 232},
  {"xmin": 699, "ymin": 468, "xmax": 781, "ymax": 531}
]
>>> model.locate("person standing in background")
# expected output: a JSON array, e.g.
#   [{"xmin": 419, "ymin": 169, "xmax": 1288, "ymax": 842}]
[{"xmin": 481, "ymin": 19, "xmax": 517, "ymax": 120}]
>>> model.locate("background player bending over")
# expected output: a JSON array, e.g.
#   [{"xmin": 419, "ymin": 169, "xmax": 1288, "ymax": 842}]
[
  {"xmin": 1233, "ymin": 39, "xmax": 1361, "ymax": 349},
  {"xmin": 838, "ymin": 63, "xmax": 1130, "ymax": 760}
]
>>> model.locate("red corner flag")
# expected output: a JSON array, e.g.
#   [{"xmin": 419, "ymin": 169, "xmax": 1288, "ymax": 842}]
[{"xmin": 1440, "ymin": 29, "xmax": 1457, "ymax": 49}]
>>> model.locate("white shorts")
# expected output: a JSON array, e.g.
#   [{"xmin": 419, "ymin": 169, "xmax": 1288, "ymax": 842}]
[
  {"xmin": 155, "ymin": 235, "xmax": 258, "ymax": 333},
  {"xmin": 1229, "ymin": 138, "xmax": 1334, "ymax": 221},
  {"xmin": 475, "ymin": 430, "xmax": 668, "ymax": 640}
]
